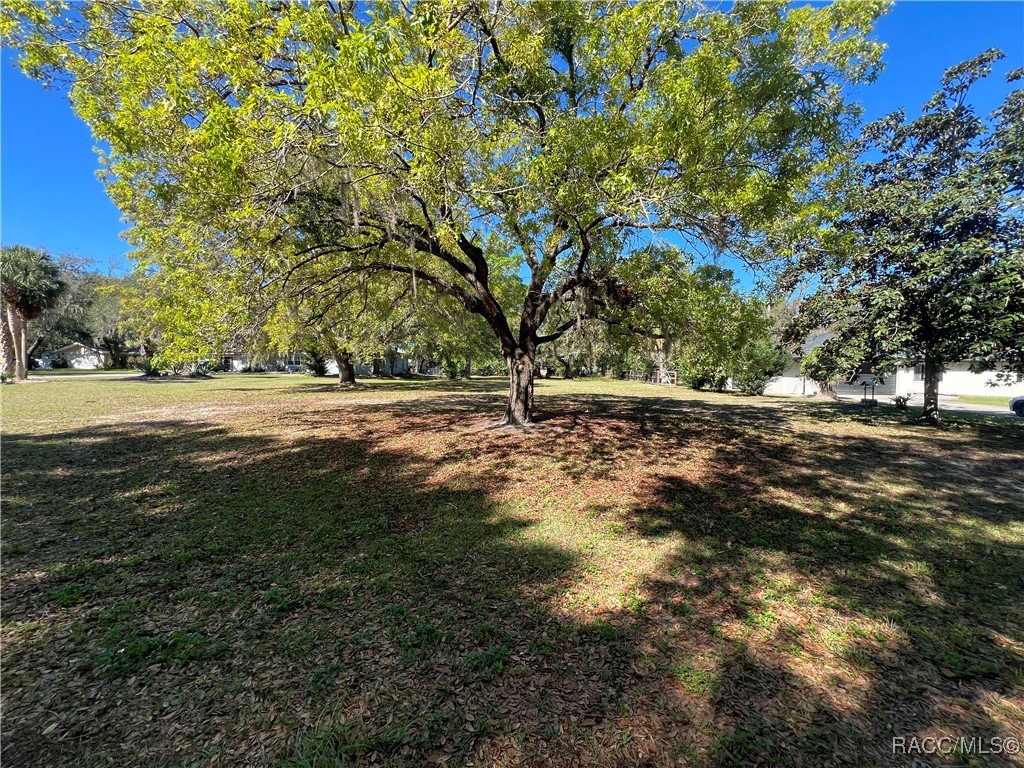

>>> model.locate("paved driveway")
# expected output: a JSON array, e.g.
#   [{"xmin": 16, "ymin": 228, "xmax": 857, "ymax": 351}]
[
  {"xmin": 935, "ymin": 396, "xmax": 1019, "ymax": 419},
  {"xmin": 837, "ymin": 393, "xmax": 1019, "ymax": 419}
]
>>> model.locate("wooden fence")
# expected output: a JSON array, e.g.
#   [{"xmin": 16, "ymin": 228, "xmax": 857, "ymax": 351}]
[{"xmin": 625, "ymin": 368, "xmax": 677, "ymax": 386}]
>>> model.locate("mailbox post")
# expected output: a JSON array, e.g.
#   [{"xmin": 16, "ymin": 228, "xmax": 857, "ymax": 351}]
[{"xmin": 861, "ymin": 379, "xmax": 877, "ymax": 407}]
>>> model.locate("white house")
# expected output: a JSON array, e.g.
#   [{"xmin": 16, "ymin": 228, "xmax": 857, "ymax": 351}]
[
  {"xmin": 217, "ymin": 349, "xmax": 412, "ymax": 375},
  {"xmin": 325, "ymin": 357, "xmax": 411, "ymax": 376},
  {"xmin": 218, "ymin": 351, "xmax": 304, "ymax": 372},
  {"xmin": 39, "ymin": 342, "xmax": 111, "ymax": 370},
  {"xmin": 764, "ymin": 334, "xmax": 1024, "ymax": 401}
]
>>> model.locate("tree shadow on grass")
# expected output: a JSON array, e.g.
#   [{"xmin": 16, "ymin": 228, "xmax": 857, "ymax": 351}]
[
  {"xmin": 614, "ymin": 411, "xmax": 1023, "ymax": 766},
  {"xmin": 315, "ymin": 392, "xmax": 1024, "ymax": 765},
  {"xmin": 1, "ymin": 419, "xmax": 642, "ymax": 767},
  {"xmin": 2, "ymin": 387, "xmax": 1022, "ymax": 767},
  {"xmin": 283, "ymin": 375, "xmax": 512, "ymax": 396}
]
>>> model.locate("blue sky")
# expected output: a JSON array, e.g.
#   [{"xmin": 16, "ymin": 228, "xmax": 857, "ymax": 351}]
[{"xmin": 2, "ymin": 2, "xmax": 1022, "ymax": 276}]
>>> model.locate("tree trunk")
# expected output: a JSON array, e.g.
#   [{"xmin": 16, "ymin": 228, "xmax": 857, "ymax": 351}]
[
  {"xmin": 922, "ymin": 355, "xmax": 941, "ymax": 425},
  {"xmin": 464, "ymin": 347, "xmax": 472, "ymax": 379},
  {"xmin": 26, "ymin": 335, "xmax": 44, "ymax": 359},
  {"xmin": 814, "ymin": 381, "xmax": 839, "ymax": 401},
  {"xmin": 9, "ymin": 306, "xmax": 27, "ymax": 380},
  {"xmin": 561, "ymin": 359, "xmax": 573, "ymax": 380},
  {"xmin": 105, "ymin": 338, "xmax": 128, "ymax": 368},
  {"xmin": 0, "ymin": 305, "xmax": 15, "ymax": 378},
  {"xmin": 336, "ymin": 351, "xmax": 356, "ymax": 386},
  {"xmin": 21, "ymin": 321, "xmax": 31, "ymax": 376},
  {"xmin": 371, "ymin": 357, "xmax": 382, "ymax": 377},
  {"xmin": 502, "ymin": 351, "xmax": 534, "ymax": 426}
]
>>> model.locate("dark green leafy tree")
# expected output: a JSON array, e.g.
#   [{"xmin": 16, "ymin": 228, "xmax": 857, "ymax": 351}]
[
  {"xmin": 408, "ymin": 300, "xmax": 501, "ymax": 380},
  {"xmin": 304, "ymin": 347, "xmax": 328, "ymax": 378},
  {"xmin": 22, "ymin": 256, "xmax": 92, "ymax": 359},
  {"xmin": 266, "ymin": 271, "xmax": 415, "ymax": 386},
  {"xmin": 786, "ymin": 50, "xmax": 1024, "ymax": 423},
  {"xmin": 12, "ymin": 257, "xmax": 139, "ymax": 369},
  {"xmin": 731, "ymin": 338, "xmax": 790, "ymax": 395}
]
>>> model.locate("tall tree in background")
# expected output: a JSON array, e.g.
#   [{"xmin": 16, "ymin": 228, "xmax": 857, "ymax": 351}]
[
  {"xmin": 267, "ymin": 272, "xmax": 416, "ymax": 386},
  {"xmin": 535, "ymin": 244, "xmax": 787, "ymax": 392},
  {"xmin": 609, "ymin": 246, "xmax": 780, "ymax": 390},
  {"xmin": 0, "ymin": 245, "xmax": 66, "ymax": 380},
  {"xmin": 87, "ymin": 274, "xmax": 138, "ymax": 368},
  {"xmin": 27, "ymin": 255, "xmax": 95, "ymax": 359},
  {"xmin": 406, "ymin": 296, "xmax": 502, "ymax": 379},
  {"xmin": 785, "ymin": 50, "xmax": 1024, "ymax": 423},
  {"xmin": 5, "ymin": 0, "xmax": 886, "ymax": 423}
]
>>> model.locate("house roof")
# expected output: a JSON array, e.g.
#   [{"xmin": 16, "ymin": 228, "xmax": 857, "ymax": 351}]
[{"xmin": 43, "ymin": 342, "xmax": 105, "ymax": 356}]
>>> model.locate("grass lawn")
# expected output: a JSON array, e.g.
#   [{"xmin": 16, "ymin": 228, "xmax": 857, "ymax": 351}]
[
  {"xmin": 956, "ymin": 394, "xmax": 1018, "ymax": 407},
  {"xmin": 2, "ymin": 375, "xmax": 1022, "ymax": 767}
]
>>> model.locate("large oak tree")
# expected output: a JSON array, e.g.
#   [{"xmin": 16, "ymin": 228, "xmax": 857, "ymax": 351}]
[{"xmin": 6, "ymin": 0, "xmax": 886, "ymax": 422}]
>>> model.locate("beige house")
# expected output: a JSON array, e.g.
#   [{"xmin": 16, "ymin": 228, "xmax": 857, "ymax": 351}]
[{"xmin": 40, "ymin": 342, "xmax": 111, "ymax": 370}]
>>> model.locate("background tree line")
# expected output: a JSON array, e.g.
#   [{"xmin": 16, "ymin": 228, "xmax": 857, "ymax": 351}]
[
  {"xmin": 4, "ymin": 0, "xmax": 887, "ymax": 422},
  {"xmin": 3, "ymin": 3, "xmax": 1020, "ymax": 421},
  {"xmin": 0, "ymin": 245, "xmax": 139, "ymax": 379}
]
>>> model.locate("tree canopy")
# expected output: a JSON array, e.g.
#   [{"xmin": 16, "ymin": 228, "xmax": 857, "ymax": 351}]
[
  {"xmin": 785, "ymin": 50, "xmax": 1024, "ymax": 423},
  {"xmin": 5, "ymin": 0, "xmax": 887, "ymax": 421}
]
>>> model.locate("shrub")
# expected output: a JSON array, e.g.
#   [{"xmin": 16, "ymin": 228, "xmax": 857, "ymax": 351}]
[
  {"xmin": 49, "ymin": 353, "xmax": 70, "ymax": 369},
  {"xmin": 732, "ymin": 342, "xmax": 790, "ymax": 396},
  {"xmin": 892, "ymin": 393, "xmax": 913, "ymax": 410},
  {"xmin": 190, "ymin": 360, "xmax": 213, "ymax": 377},
  {"xmin": 691, "ymin": 371, "xmax": 727, "ymax": 391},
  {"xmin": 305, "ymin": 349, "xmax": 328, "ymax": 377},
  {"xmin": 136, "ymin": 359, "xmax": 160, "ymax": 377}
]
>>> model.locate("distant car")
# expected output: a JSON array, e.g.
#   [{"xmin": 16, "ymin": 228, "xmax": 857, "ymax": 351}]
[
  {"xmin": 1012, "ymin": 395, "xmax": 1024, "ymax": 418},
  {"xmin": 284, "ymin": 364, "xmax": 305, "ymax": 374}
]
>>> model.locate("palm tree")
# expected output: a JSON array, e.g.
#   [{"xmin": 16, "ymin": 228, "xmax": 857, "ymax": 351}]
[
  {"xmin": 1, "ymin": 245, "xmax": 66, "ymax": 380},
  {"xmin": 1, "ymin": 310, "xmax": 15, "ymax": 379}
]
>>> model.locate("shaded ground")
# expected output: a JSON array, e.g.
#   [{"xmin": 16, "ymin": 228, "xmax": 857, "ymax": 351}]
[
  {"xmin": 2, "ymin": 375, "xmax": 1022, "ymax": 767},
  {"xmin": 832, "ymin": 391, "xmax": 1019, "ymax": 419}
]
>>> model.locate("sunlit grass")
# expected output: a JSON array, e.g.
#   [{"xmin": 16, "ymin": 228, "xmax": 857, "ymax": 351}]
[
  {"xmin": 956, "ymin": 394, "xmax": 1016, "ymax": 407},
  {"xmin": 2, "ymin": 374, "xmax": 1021, "ymax": 767}
]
